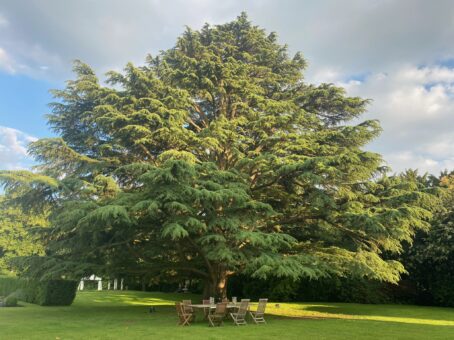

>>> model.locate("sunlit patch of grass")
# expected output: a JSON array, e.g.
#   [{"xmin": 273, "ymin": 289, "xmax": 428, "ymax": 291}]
[
  {"xmin": 78, "ymin": 290, "xmax": 198, "ymax": 307},
  {"xmin": 354, "ymin": 315, "xmax": 454, "ymax": 326},
  {"xmin": 263, "ymin": 302, "xmax": 454, "ymax": 326}
]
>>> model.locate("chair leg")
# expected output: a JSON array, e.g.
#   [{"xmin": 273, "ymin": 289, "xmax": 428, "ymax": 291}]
[
  {"xmin": 209, "ymin": 316, "xmax": 224, "ymax": 327},
  {"xmin": 182, "ymin": 315, "xmax": 191, "ymax": 326},
  {"xmin": 231, "ymin": 315, "xmax": 237, "ymax": 326},
  {"xmin": 231, "ymin": 315, "xmax": 246, "ymax": 326},
  {"xmin": 249, "ymin": 312, "xmax": 266, "ymax": 324}
]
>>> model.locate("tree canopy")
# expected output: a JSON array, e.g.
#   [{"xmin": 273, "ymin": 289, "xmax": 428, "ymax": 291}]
[
  {"xmin": 400, "ymin": 172, "xmax": 454, "ymax": 306},
  {"xmin": 0, "ymin": 13, "xmax": 438, "ymax": 297},
  {"xmin": 0, "ymin": 194, "xmax": 46, "ymax": 275}
]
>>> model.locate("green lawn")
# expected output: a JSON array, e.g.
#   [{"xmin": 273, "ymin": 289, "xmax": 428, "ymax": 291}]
[{"xmin": 1, "ymin": 290, "xmax": 453, "ymax": 339}]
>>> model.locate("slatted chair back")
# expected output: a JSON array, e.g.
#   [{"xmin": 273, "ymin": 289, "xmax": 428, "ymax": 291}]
[
  {"xmin": 202, "ymin": 299, "xmax": 211, "ymax": 305},
  {"xmin": 214, "ymin": 302, "xmax": 228, "ymax": 316},
  {"xmin": 237, "ymin": 300, "xmax": 249, "ymax": 317},
  {"xmin": 256, "ymin": 298, "xmax": 268, "ymax": 315},
  {"xmin": 182, "ymin": 299, "xmax": 193, "ymax": 313},
  {"xmin": 222, "ymin": 298, "xmax": 229, "ymax": 303},
  {"xmin": 175, "ymin": 302, "xmax": 182, "ymax": 316},
  {"xmin": 208, "ymin": 302, "xmax": 228, "ymax": 327}
]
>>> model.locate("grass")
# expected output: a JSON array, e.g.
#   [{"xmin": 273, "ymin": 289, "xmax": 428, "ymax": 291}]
[{"xmin": 1, "ymin": 290, "xmax": 453, "ymax": 339}]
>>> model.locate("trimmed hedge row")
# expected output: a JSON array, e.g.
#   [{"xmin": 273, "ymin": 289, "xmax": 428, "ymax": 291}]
[
  {"xmin": 0, "ymin": 276, "xmax": 78, "ymax": 306},
  {"xmin": 0, "ymin": 276, "xmax": 19, "ymax": 297}
]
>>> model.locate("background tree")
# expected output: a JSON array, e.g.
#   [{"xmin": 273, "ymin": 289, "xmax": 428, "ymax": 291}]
[
  {"xmin": 0, "ymin": 13, "xmax": 438, "ymax": 297},
  {"xmin": 400, "ymin": 172, "xmax": 454, "ymax": 306},
  {"xmin": 0, "ymin": 192, "xmax": 46, "ymax": 275}
]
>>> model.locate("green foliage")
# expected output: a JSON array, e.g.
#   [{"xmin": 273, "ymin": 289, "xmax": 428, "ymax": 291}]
[
  {"xmin": 4, "ymin": 293, "xmax": 18, "ymax": 307},
  {"xmin": 399, "ymin": 172, "xmax": 454, "ymax": 307},
  {"xmin": 0, "ymin": 13, "xmax": 439, "ymax": 297},
  {"xmin": 0, "ymin": 276, "xmax": 19, "ymax": 296},
  {"xmin": 0, "ymin": 196, "xmax": 46, "ymax": 274},
  {"xmin": 0, "ymin": 276, "xmax": 77, "ymax": 306},
  {"xmin": 32, "ymin": 280, "xmax": 79, "ymax": 306},
  {"xmin": 228, "ymin": 274, "xmax": 390, "ymax": 303}
]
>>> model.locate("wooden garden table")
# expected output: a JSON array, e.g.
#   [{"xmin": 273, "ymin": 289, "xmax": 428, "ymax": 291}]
[
  {"xmin": 189, "ymin": 303, "xmax": 240, "ymax": 310},
  {"xmin": 190, "ymin": 303, "xmax": 240, "ymax": 320}
]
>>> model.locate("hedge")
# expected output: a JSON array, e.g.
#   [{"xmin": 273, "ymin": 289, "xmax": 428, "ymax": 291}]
[
  {"xmin": 4, "ymin": 294, "xmax": 18, "ymax": 307},
  {"xmin": 0, "ymin": 276, "xmax": 78, "ymax": 306},
  {"xmin": 0, "ymin": 276, "xmax": 19, "ymax": 297},
  {"xmin": 33, "ymin": 280, "xmax": 79, "ymax": 306}
]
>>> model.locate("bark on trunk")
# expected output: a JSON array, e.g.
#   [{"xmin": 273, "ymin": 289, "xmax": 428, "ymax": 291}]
[{"xmin": 203, "ymin": 269, "xmax": 229, "ymax": 299}]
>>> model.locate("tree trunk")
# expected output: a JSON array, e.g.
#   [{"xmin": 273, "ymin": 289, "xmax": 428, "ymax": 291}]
[
  {"xmin": 216, "ymin": 270, "xmax": 228, "ymax": 299},
  {"xmin": 203, "ymin": 268, "xmax": 229, "ymax": 299},
  {"xmin": 203, "ymin": 280, "xmax": 216, "ymax": 299}
]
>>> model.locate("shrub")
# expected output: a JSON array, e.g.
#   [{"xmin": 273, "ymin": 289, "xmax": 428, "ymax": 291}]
[
  {"xmin": 34, "ymin": 280, "xmax": 79, "ymax": 306},
  {"xmin": 0, "ymin": 276, "xmax": 78, "ymax": 306},
  {"xmin": 0, "ymin": 276, "xmax": 21, "ymax": 296},
  {"xmin": 4, "ymin": 293, "xmax": 18, "ymax": 307}
]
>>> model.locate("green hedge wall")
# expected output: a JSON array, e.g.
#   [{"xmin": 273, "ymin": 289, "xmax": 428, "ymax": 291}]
[
  {"xmin": 0, "ymin": 276, "xmax": 20, "ymax": 297},
  {"xmin": 0, "ymin": 276, "xmax": 78, "ymax": 306}
]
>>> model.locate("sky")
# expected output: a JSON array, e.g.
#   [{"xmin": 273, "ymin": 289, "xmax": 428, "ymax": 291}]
[{"xmin": 1, "ymin": 0, "xmax": 454, "ymax": 174}]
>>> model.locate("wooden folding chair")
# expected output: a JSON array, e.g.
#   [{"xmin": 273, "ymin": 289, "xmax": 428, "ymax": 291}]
[
  {"xmin": 230, "ymin": 300, "xmax": 249, "ymax": 326},
  {"xmin": 182, "ymin": 300, "xmax": 196, "ymax": 321},
  {"xmin": 208, "ymin": 302, "xmax": 228, "ymax": 327},
  {"xmin": 175, "ymin": 302, "xmax": 192, "ymax": 326},
  {"xmin": 249, "ymin": 298, "xmax": 268, "ymax": 324}
]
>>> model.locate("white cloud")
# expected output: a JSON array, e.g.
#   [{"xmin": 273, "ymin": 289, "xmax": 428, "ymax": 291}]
[
  {"xmin": 0, "ymin": 47, "xmax": 16, "ymax": 74},
  {"xmin": 334, "ymin": 65, "xmax": 454, "ymax": 174},
  {"xmin": 385, "ymin": 151, "xmax": 454, "ymax": 175},
  {"xmin": 0, "ymin": 0, "xmax": 258, "ymax": 79},
  {"xmin": 0, "ymin": 0, "xmax": 452, "ymax": 79},
  {"xmin": 0, "ymin": 1, "xmax": 454, "ymax": 173},
  {"xmin": 0, "ymin": 0, "xmax": 453, "ymax": 82},
  {"xmin": 0, "ymin": 126, "xmax": 36, "ymax": 170}
]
